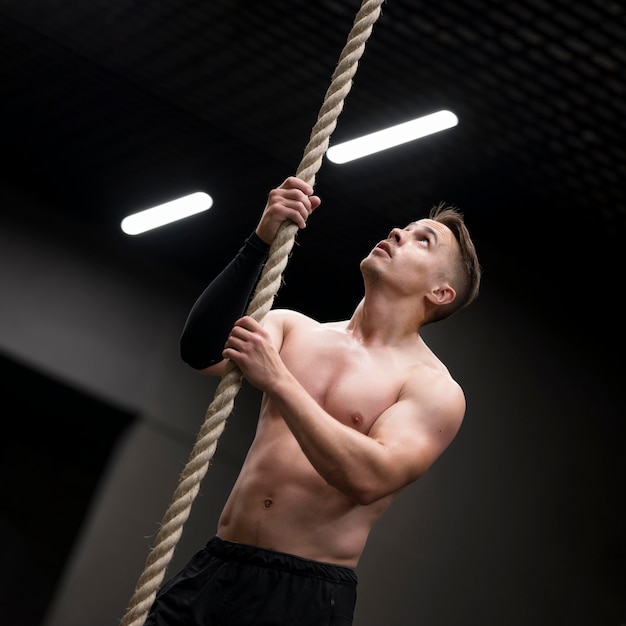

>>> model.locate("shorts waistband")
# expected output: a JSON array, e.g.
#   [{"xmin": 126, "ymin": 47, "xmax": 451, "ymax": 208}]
[{"xmin": 206, "ymin": 536, "xmax": 357, "ymax": 585}]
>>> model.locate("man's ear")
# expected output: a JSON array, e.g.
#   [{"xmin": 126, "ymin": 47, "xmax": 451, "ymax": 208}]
[{"xmin": 426, "ymin": 284, "xmax": 456, "ymax": 307}]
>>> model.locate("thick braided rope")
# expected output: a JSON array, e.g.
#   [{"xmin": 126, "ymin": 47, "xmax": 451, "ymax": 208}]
[{"xmin": 119, "ymin": 1, "xmax": 385, "ymax": 624}]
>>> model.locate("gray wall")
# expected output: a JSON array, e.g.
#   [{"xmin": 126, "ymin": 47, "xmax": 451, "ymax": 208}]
[{"xmin": 1, "ymin": 184, "xmax": 622, "ymax": 625}]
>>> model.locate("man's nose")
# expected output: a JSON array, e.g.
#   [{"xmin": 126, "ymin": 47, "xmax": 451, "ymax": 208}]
[{"xmin": 389, "ymin": 228, "xmax": 403, "ymax": 243}]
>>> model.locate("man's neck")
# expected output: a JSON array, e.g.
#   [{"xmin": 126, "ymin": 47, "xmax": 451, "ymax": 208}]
[{"xmin": 346, "ymin": 292, "xmax": 425, "ymax": 348}]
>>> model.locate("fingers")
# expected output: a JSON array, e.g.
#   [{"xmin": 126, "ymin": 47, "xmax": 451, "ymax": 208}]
[
  {"xmin": 309, "ymin": 194, "xmax": 321, "ymax": 212},
  {"xmin": 231, "ymin": 315, "xmax": 261, "ymax": 335},
  {"xmin": 277, "ymin": 177, "xmax": 319, "ymax": 224},
  {"xmin": 256, "ymin": 176, "xmax": 321, "ymax": 244},
  {"xmin": 222, "ymin": 318, "xmax": 277, "ymax": 391},
  {"xmin": 223, "ymin": 317, "xmax": 263, "ymax": 352},
  {"xmin": 279, "ymin": 176, "xmax": 315, "ymax": 196},
  {"xmin": 222, "ymin": 327, "xmax": 247, "ymax": 359},
  {"xmin": 269, "ymin": 186, "xmax": 317, "ymax": 229}
]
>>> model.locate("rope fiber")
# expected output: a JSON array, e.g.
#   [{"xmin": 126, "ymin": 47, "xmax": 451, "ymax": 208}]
[{"xmin": 119, "ymin": 2, "xmax": 386, "ymax": 624}]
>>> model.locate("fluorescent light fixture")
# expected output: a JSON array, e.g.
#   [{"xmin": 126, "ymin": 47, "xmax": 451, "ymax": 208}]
[
  {"xmin": 326, "ymin": 110, "xmax": 458, "ymax": 164},
  {"xmin": 121, "ymin": 191, "xmax": 213, "ymax": 235}
]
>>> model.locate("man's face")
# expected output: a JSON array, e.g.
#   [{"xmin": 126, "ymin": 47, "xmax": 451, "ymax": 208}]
[{"xmin": 361, "ymin": 219, "xmax": 459, "ymax": 296}]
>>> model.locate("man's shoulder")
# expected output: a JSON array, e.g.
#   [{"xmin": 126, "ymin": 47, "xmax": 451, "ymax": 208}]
[
  {"xmin": 406, "ymin": 355, "xmax": 461, "ymax": 392},
  {"xmin": 402, "ymin": 343, "xmax": 466, "ymax": 419},
  {"xmin": 265, "ymin": 308, "xmax": 324, "ymax": 333},
  {"xmin": 266, "ymin": 308, "xmax": 317, "ymax": 323}
]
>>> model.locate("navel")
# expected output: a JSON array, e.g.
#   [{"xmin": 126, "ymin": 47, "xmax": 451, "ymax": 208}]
[{"xmin": 263, "ymin": 498, "xmax": 273, "ymax": 509}]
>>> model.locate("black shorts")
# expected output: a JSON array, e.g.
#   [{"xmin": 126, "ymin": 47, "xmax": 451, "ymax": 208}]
[{"xmin": 145, "ymin": 536, "xmax": 358, "ymax": 625}]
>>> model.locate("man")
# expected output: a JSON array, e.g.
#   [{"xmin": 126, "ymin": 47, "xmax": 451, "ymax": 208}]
[{"xmin": 147, "ymin": 176, "xmax": 481, "ymax": 625}]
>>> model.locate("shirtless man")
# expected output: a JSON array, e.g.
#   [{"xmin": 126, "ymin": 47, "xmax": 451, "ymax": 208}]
[{"xmin": 147, "ymin": 176, "xmax": 481, "ymax": 625}]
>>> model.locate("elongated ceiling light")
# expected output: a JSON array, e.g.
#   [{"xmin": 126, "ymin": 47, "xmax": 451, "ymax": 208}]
[
  {"xmin": 326, "ymin": 110, "xmax": 458, "ymax": 164},
  {"xmin": 121, "ymin": 191, "xmax": 213, "ymax": 235}
]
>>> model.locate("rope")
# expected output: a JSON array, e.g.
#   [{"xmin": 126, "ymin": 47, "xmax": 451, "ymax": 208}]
[{"xmin": 119, "ymin": 1, "xmax": 385, "ymax": 624}]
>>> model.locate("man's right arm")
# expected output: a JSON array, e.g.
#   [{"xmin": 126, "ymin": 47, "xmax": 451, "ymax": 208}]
[{"xmin": 179, "ymin": 176, "xmax": 321, "ymax": 375}]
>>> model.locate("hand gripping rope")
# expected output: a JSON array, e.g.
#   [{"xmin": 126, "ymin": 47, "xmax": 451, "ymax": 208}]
[{"xmin": 119, "ymin": 2, "xmax": 386, "ymax": 624}]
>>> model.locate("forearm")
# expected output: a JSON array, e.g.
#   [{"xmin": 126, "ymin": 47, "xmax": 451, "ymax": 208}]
[
  {"xmin": 267, "ymin": 371, "xmax": 390, "ymax": 505},
  {"xmin": 179, "ymin": 233, "xmax": 269, "ymax": 369}
]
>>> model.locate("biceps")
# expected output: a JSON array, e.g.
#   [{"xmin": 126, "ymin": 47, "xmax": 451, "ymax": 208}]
[{"xmin": 371, "ymin": 408, "xmax": 458, "ymax": 481}]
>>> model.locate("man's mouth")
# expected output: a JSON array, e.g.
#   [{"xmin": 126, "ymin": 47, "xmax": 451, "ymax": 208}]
[{"xmin": 376, "ymin": 241, "xmax": 392, "ymax": 256}]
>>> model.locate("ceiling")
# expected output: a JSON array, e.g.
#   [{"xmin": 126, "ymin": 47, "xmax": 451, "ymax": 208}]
[{"xmin": 1, "ymin": 0, "xmax": 625, "ymax": 326}]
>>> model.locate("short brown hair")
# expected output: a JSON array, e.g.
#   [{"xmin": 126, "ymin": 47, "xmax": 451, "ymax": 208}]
[{"xmin": 426, "ymin": 202, "xmax": 481, "ymax": 324}]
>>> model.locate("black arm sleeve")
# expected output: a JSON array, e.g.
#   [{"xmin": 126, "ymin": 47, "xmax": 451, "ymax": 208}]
[{"xmin": 179, "ymin": 232, "xmax": 270, "ymax": 369}]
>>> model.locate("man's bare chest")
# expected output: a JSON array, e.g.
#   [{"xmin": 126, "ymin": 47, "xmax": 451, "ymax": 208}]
[{"xmin": 278, "ymin": 328, "xmax": 405, "ymax": 432}]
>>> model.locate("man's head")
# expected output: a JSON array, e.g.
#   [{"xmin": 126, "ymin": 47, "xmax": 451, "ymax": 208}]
[
  {"xmin": 423, "ymin": 202, "xmax": 481, "ymax": 324},
  {"xmin": 361, "ymin": 203, "xmax": 481, "ymax": 325}
]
